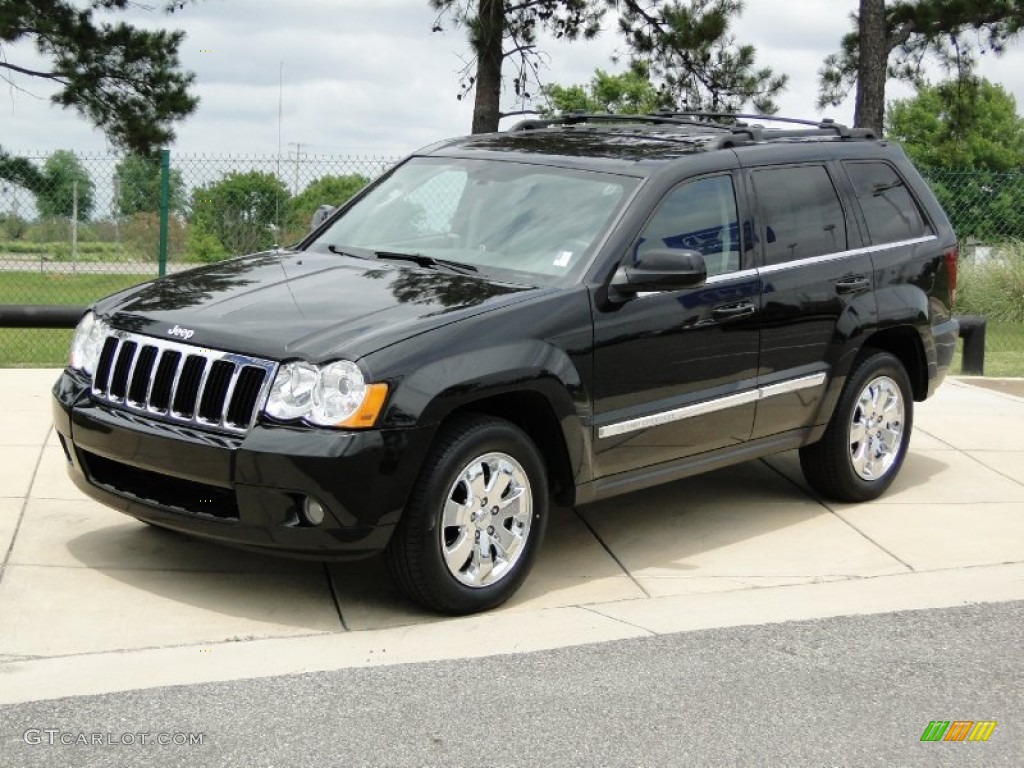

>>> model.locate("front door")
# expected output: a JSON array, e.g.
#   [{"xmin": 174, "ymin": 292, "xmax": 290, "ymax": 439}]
[{"xmin": 591, "ymin": 173, "xmax": 761, "ymax": 478}]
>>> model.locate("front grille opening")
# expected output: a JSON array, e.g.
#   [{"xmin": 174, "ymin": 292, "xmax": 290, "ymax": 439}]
[
  {"xmin": 82, "ymin": 451, "xmax": 239, "ymax": 520},
  {"xmin": 149, "ymin": 350, "xmax": 182, "ymax": 412},
  {"xmin": 109, "ymin": 341, "xmax": 138, "ymax": 399},
  {"xmin": 198, "ymin": 360, "xmax": 234, "ymax": 422},
  {"xmin": 172, "ymin": 355, "xmax": 207, "ymax": 417},
  {"xmin": 128, "ymin": 345, "xmax": 159, "ymax": 404},
  {"xmin": 226, "ymin": 366, "xmax": 267, "ymax": 428},
  {"xmin": 94, "ymin": 337, "xmax": 118, "ymax": 393}
]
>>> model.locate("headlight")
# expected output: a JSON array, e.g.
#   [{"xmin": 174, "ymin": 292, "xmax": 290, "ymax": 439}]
[
  {"xmin": 69, "ymin": 311, "xmax": 108, "ymax": 375},
  {"xmin": 265, "ymin": 361, "xmax": 318, "ymax": 420},
  {"xmin": 265, "ymin": 360, "xmax": 388, "ymax": 428}
]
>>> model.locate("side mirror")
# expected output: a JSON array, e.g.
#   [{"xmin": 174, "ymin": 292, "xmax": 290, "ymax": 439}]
[
  {"xmin": 310, "ymin": 204, "xmax": 336, "ymax": 232},
  {"xmin": 610, "ymin": 248, "xmax": 707, "ymax": 298}
]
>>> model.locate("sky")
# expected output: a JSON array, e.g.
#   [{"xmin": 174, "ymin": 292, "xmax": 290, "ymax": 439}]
[{"xmin": 3, "ymin": 0, "xmax": 1024, "ymax": 161}]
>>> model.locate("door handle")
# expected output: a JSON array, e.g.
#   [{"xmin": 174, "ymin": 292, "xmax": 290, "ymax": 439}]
[
  {"xmin": 834, "ymin": 275, "xmax": 870, "ymax": 294},
  {"xmin": 712, "ymin": 301, "xmax": 757, "ymax": 320}
]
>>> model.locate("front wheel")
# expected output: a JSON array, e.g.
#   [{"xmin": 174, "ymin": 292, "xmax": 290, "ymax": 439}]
[
  {"xmin": 387, "ymin": 415, "xmax": 548, "ymax": 614},
  {"xmin": 800, "ymin": 350, "xmax": 913, "ymax": 502}
]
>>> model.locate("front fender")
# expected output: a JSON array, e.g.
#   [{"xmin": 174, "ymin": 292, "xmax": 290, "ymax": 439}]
[{"xmin": 378, "ymin": 340, "xmax": 590, "ymax": 487}]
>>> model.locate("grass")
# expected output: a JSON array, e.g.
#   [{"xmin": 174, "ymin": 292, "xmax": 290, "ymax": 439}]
[{"xmin": 0, "ymin": 271, "xmax": 153, "ymax": 368}]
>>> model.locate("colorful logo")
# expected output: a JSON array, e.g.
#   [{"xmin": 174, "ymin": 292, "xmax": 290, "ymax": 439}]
[{"xmin": 920, "ymin": 721, "xmax": 997, "ymax": 742}]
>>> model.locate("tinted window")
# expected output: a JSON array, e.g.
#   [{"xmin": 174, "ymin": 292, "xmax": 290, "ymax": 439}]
[
  {"xmin": 637, "ymin": 175, "xmax": 741, "ymax": 277},
  {"xmin": 752, "ymin": 166, "xmax": 847, "ymax": 265},
  {"xmin": 844, "ymin": 161, "xmax": 930, "ymax": 243}
]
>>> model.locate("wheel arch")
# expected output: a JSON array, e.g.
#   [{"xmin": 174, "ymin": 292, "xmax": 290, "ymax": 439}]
[
  {"xmin": 860, "ymin": 325, "xmax": 928, "ymax": 401},
  {"xmin": 442, "ymin": 390, "xmax": 577, "ymax": 507}
]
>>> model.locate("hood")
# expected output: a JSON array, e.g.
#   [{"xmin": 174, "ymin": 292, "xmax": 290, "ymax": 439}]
[{"xmin": 96, "ymin": 250, "xmax": 543, "ymax": 361}]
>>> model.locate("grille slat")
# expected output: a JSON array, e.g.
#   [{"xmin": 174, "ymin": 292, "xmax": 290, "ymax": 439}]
[{"xmin": 89, "ymin": 331, "xmax": 276, "ymax": 434}]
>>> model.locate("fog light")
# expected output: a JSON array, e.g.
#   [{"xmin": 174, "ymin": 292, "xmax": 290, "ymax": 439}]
[{"xmin": 302, "ymin": 497, "xmax": 326, "ymax": 526}]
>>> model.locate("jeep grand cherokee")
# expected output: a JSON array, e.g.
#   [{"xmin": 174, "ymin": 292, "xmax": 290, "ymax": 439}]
[{"xmin": 53, "ymin": 113, "xmax": 959, "ymax": 614}]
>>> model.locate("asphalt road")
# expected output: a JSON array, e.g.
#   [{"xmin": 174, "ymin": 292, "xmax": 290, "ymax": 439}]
[{"xmin": 2, "ymin": 600, "xmax": 1020, "ymax": 768}]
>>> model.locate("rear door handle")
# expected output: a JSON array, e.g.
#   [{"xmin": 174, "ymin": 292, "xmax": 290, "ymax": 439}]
[
  {"xmin": 835, "ymin": 275, "xmax": 871, "ymax": 294},
  {"xmin": 712, "ymin": 301, "xmax": 757, "ymax": 320}
]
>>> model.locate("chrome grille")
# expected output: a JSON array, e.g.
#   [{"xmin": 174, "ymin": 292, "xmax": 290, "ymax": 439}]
[{"xmin": 92, "ymin": 331, "xmax": 277, "ymax": 434}]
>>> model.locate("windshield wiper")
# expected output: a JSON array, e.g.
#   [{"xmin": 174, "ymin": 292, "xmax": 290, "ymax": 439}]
[
  {"xmin": 327, "ymin": 244, "xmax": 376, "ymax": 260},
  {"xmin": 373, "ymin": 251, "xmax": 479, "ymax": 275}
]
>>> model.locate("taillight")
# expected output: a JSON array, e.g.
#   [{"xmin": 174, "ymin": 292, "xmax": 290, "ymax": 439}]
[{"xmin": 943, "ymin": 246, "xmax": 958, "ymax": 307}]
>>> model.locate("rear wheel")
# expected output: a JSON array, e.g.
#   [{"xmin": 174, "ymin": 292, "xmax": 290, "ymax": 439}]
[
  {"xmin": 800, "ymin": 350, "xmax": 913, "ymax": 502},
  {"xmin": 387, "ymin": 415, "xmax": 548, "ymax": 614}
]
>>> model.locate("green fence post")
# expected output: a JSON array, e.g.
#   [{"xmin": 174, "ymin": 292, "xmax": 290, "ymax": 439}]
[{"xmin": 158, "ymin": 148, "xmax": 170, "ymax": 278}]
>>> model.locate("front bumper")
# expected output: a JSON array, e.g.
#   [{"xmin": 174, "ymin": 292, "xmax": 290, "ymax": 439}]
[{"xmin": 52, "ymin": 370, "xmax": 432, "ymax": 559}]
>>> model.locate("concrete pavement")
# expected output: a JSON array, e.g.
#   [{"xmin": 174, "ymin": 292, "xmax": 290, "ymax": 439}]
[{"xmin": 1, "ymin": 370, "xmax": 1023, "ymax": 705}]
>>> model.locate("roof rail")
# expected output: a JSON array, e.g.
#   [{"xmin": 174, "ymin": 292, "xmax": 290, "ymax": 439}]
[
  {"xmin": 507, "ymin": 112, "xmax": 736, "ymax": 133},
  {"xmin": 649, "ymin": 111, "xmax": 876, "ymax": 140}
]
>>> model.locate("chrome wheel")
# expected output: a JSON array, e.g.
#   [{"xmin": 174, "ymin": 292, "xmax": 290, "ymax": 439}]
[
  {"xmin": 440, "ymin": 451, "xmax": 533, "ymax": 588},
  {"xmin": 849, "ymin": 375, "xmax": 905, "ymax": 481}
]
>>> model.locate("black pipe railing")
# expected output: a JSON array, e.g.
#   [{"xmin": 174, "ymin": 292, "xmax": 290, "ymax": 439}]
[{"xmin": 0, "ymin": 305, "xmax": 87, "ymax": 329}]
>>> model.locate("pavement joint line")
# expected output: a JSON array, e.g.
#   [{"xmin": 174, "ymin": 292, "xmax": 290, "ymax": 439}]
[
  {"xmin": 571, "ymin": 506, "xmax": 651, "ymax": 599},
  {"xmin": 959, "ymin": 449, "xmax": 1024, "ymax": 489},
  {"xmin": 757, "ymin": 458, "xmax": 916, "ymax": 573},
  {"xmin": 0, "ymin": 427, "xmax": 51, "ymax": 589},
  {"xmin": 323, "ymin": 562, "xmax": 350, "ymax": 632},
  {"xmin": 576, "ymin": 604, "xmax": 658, "ymax": 637},
  {"xmin": 914, "ymin": 426, "xmax": 958, "ymax": 450}
]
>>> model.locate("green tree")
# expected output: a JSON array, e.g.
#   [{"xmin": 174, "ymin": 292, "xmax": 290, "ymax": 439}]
[
  {"xmin": 114, "ymin": 155, "xmax": 185, "ymax": 217},
  {"xmin": 431, "ymin": 1, "xmax": 604, "ymax": 134},
  {"xmin": 541, "ymin": 62, "xmax": 670, "ymax": 115},
  {"xmin": 0, "ymin": 0, "xmax": 198, "ymax": 187},
  {"xmin": 887, "ymin": 77, "xmax": 1024, "ymax": 170},
  {"xmin": 286, "ymin": 174, "xmax": 369, "ymax": 234},
  {"xmin": 611, "ymin": 0, "xmax": 787, "ymax": 113},
  {"xmin": 189, "ymin": 172, "xmax": 291, "ymax": 259},
  {"xmin": 819, "ymin": 0, "xmax": 1024, "ymax": 134},
  {"xmin": 433, "ymin": 1, "xmax": 785, "ymax": 133},
  {"xmin": 36, "ymin": 150, "xmax": 94, "ymax": 221},
  {"xmin": 887, "ymin": 77, "xmax": 1024, "ymax": 241}
]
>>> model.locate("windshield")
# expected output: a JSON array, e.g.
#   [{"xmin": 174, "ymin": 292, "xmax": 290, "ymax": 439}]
[{"xmin": 307, "ymin": 157, "xmax": 639, "ymax": 285}]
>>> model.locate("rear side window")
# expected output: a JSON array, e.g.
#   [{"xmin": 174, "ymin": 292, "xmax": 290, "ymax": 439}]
[
  {"xmin": 844, "ymin": 161, "xmax": 931, "ymax": 244},
  {"xmin": 752, "ymin": 165, "xmax": 847, "ymax": 265}
]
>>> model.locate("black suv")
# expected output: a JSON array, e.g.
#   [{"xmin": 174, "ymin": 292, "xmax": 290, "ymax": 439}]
[{"xmin": 53, "ymin": 113, "xmax": 959, "ymax": 614}]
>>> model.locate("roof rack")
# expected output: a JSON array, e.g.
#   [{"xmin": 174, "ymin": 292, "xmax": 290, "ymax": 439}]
[{"xmin": 507, "ymin": 111, "xmax": 877, "ymax": 143}]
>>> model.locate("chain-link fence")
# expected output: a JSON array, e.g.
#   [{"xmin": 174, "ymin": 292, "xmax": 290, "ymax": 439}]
[
  {"xmin": 1, "ymin": 152, "xmax": 1021, "ymax": 372},
  {"xmin": 0, "ymin": 150, "xmax": 397, "ymax": 365}
]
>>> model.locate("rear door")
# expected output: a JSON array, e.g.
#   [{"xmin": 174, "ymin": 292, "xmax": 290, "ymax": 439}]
[{"xmin": 746, "ymin": 162, "xmax": 876, "ymax": 439}]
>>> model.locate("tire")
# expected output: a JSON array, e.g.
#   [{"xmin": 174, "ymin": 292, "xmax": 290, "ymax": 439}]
[
  {"xmin": 799, "ymin": 350, "xmax": 914, "ymax": 502},
  {"xmin": 386, "ymin": 414, "xmax": 549, "ymax": 614}
]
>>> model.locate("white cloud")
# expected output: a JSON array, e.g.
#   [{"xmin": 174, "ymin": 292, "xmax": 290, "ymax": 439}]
[{"xmin": 2, "ymin": 0, "xmax": 1023, "ymax": 159}]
